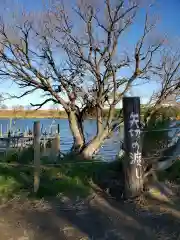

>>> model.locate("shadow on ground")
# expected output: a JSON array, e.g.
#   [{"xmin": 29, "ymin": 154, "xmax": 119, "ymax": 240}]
[{"xmin": 1, "ymin": 189, "xmax": 180, "ymax": 240}]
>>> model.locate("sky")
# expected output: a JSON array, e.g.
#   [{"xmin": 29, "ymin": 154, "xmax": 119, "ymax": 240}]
[{"xmin": 0, "ymin": 0, "xmax": 180, "ymax": 109}]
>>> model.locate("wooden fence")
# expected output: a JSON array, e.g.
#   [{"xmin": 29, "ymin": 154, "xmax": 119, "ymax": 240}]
[
  {"xmin": 0, "ymin": 121, "xmax": 60, "ymax": 193},
  {"xmin": 0, "ymin": 121, "xmax": 60, "ymax": 153}
]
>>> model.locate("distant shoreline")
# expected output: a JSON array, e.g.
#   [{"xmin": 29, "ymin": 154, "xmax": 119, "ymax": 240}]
[
  {"xmin": 0, "ymin": 110, "xmax": 97, "ymax": 120},
  {"xmin": 0, "ymin": 109, "xmax": 179, "ymax": 120},
  {"xmin": 0, "ymin": 110, "xmax": 68, "ymax": 119}
]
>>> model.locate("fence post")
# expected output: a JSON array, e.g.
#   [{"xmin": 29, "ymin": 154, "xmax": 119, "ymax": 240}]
[
  {"xmin": 0, "ymin": 124, "xmax": 2, "ymax": 137},
  {"xmin": 57, "ymin": 124, "xmax": 60, "ymax": 134},
  {"xmin": 6, "ymin": 130, "xmax": 11, "ymax": 149},
  {"xmin": 51, "ymin": 134, "xmax": 60, "ymax": 162},
  {"xmin": 41, "ymin": 136, "xmax": 47, "ymax": 157},
  {"xmin": 6, "ymin": 123, "xmax": 8, "ymax": 134},
  {"xmin": 57, "ymin": 123, "xmax": 60, "ymax": 156},
  {"xmin": 123, "ymin": 97, "xmax": 144, "ymax": 198},
  {"xmin": 33, "ymin": 121, "xmax": 41, "ymax": 193}
]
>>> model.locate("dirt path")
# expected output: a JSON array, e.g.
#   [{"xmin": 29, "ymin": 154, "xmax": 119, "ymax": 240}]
[{"xmin": 0, "ymin": 190, "xmax": 180, "ymax": 240}]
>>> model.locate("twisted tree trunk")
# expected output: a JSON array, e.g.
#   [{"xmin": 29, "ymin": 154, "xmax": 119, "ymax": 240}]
[
  {"xmin": 68, "ymin": 111, "xmax": 85, "ymax": 152},
  {"xmin": 81, "ymin": 128, "xmax": 109, "ymax": 158},
  {"xmin": 68, "ymin": 109, "xmax": 109, "ymax": 158}
]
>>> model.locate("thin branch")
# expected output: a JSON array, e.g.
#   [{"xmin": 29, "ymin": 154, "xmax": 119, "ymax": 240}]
[{"xmin": 30, "ymin": 98, "xmax": 57, "ymax": 110}]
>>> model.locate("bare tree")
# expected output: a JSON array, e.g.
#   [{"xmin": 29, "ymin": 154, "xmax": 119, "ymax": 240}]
[
  {"xmin": 0, "ymin": 104, "xmax": 7, "ymax": 109},
  {"xmin": 0, "ymin": 0, "xmax": 179, "ymax": 158},
  {"xmin": 12, "ymin": 105, "xmax": 24, "ymax": 111},
  {"xmin": 0, "ymin": 94, "xmax": 8, "ymax": 109},
  {"xmin": 144, "ymin": 48, "xmax": 180, "ymax": 123},
  {"xmin": 25, "ymin": 105, "xmax": 32, "ymax": 111},
  {"xmin": 0, "ymin": 94, "xmax": 3, "ymax": 106}
]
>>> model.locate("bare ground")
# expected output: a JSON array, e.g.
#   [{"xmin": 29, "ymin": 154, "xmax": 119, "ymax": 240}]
[{"xmin": 0, "ymin": 182, "xmax": 180, "ymax": 240}]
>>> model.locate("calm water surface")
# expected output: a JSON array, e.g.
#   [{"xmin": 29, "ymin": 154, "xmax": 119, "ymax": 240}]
[{"xmin": 0, "ymin": 118, "xmax": 124, "ymax": 160}]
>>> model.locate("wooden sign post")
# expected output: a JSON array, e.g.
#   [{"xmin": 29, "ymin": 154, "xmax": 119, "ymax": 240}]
[
  {"xmin": 33, "ymin": 121, "xmax": 41, "ymax": 193},
  {"xmin": 51, "ymin": 134, "xmax": 60, "ymax": 162},
  {"xmin": 123, "ymin": 97, "xmax": 144, "ymax": 198}
]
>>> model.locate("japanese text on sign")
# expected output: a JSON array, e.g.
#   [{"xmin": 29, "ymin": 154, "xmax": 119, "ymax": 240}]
[{"xmin": 128, "ymin": 112, "xmax": 142, "ymax": 179}]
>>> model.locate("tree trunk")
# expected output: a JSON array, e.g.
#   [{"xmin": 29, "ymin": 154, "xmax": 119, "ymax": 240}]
[
  {"xmin": 68, "ymin": 110, "xmax": 109, "ymax": 159},
  {"xmin": 81, "ymin": 129, "xmax": 109, "ymax": 159},
  {"xmin": 68, "ymin": 111, "xmax": 85, "ymax": 152},
  {"xmin": 96, "ymin": 105, "xmax": 103, "ymax": 135}
]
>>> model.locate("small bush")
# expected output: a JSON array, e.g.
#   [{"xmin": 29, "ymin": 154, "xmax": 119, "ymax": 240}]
[
  {"xmin": 0, "ymin": 175, "xmax": 21, "ymax": 203},
  {"xmin": 142, "ymin": 106, "xmax": 179, "ymax": 157}
]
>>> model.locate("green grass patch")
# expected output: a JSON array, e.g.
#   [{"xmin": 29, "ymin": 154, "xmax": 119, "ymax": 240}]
[{"xmin": 0, "ymin": 149, "xmax": 115, "ymax": 202}]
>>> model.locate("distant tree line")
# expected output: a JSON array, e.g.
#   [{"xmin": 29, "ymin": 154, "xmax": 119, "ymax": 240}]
[{"xmin": 0, "ymin": 104, "xmax": 179, "ymax": 120}]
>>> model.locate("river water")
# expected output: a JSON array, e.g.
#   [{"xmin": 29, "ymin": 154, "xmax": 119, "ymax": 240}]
[{"xmin": 0, "ymin": 118, "xmax": 124, "ymax": 161}]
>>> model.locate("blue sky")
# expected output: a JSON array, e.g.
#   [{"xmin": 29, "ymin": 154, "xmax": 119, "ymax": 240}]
[{"xmin": 0, "ymin": 0, "xmax": 180, "ymax": 109}]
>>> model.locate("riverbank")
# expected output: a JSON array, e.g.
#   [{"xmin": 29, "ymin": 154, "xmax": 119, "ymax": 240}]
[
  {"xmin": 0, "ymin": 110, "xmax": 102, "ymax": 119},
  {"xmin": 0, "ymin": 109, "xmax": 118, "ymax": 120},
  {"xmin": 0, "ymin": 109, "xmax": 179, "ymax": 120},
  {"xmin": 0, "ymin": 109, "xmax": 68, "ymax": 119}
]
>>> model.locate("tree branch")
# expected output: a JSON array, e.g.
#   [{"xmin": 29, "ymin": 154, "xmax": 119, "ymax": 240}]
[{"xmin": 30, "ymin": 98, "xmax": 57, "ymax": 110}]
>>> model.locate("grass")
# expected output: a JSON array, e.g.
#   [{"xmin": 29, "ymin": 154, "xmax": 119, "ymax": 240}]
[
  {"xmin": 0, "ymin": 149, "xmax": 117, "ymax": 203},
  {"xmin": 0, "ymin": 146, "xmax": 179, "ymax": 204}
]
